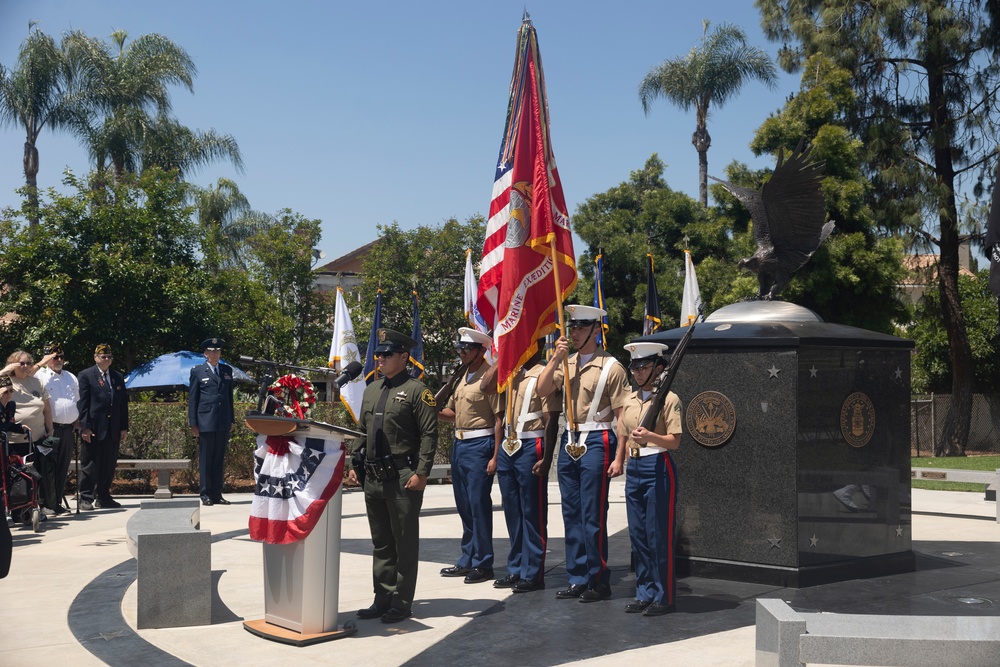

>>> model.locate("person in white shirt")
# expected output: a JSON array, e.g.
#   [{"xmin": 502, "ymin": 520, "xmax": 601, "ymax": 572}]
[{"xmin": 34, "ymin": 342, "xmax": 80, "ymax": 515}]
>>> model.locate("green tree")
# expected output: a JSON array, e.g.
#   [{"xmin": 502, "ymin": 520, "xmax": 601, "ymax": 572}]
[
  {"xmin": 246, "ymin": 211, "xmax": 328, "ymax": 365},
  {"xmin": 193, "ymin": 178, "xmax": 274, "ymax": 274},
  {"xmin": 740, "ymin": 53, "xmax": 909, "ymax": 331},
  {"xmin": 639, "ymin": 20, "xmax": 777, "ymax": 206},
  {"xmin": 63, "ymin": 29, "xmax": 241, "ymax": 181},
  {"xmin": 756, "ymin": 0, "xmax": 1000, "ymax": 454},
  {"xmin": 910, "ymin": 270, "xmax": 1000, "ymax": 393},
  {"xmin": 0, "ymin": 168, "xmax": 210, "ymax": 368},
  {"xmin": 573, "ymin": 155, "xmax": 731, "ymax": 354},
  {"xmin": 357, "ymin": 217, "xmax": 486, "ymax": 384},
  {"xmin": 0, "ymin": 25, "xmax": 78, "ymax": 227}
]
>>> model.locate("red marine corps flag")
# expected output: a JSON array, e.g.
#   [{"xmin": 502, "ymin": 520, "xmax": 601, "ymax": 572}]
[{"xmin": 478, "ymin": 12, "xmax": 577, "ymax": 391}]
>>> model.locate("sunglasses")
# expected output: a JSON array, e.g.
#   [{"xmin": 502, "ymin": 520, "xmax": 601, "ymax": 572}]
[
  {"xmin": 53, "ymin": 355, "xmax": 64, "ymax": 360},
  {"xmin": 374, "ymin": 351, "xmax": 399, "ymax": 358},
  {"xmin": 17, "ymin": 361, "xmax": 32, "ymax": 366}
]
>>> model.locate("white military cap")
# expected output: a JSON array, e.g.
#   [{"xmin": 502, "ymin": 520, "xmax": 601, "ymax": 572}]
[
  {"xmin": 623, "ymin": 342, "xmax": 669, "ymax": 362},
  {"xmin": 457, "ymin": 327, "xmax": 493, "ymax": 347},
  {"xmin": 565, "ymin": 304, "xmax": 606, "ymax": 323}
]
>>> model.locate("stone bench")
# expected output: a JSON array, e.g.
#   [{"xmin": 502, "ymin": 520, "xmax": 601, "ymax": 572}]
[
  {"xmin": 755, "ymin": 598, "xmax": 1000, "ymax": 666},
  {"xmin": 126, "ymin": 499, "xmax": 211, "ymax": 629},
  {"xmin": 72, "ymin": 458, "xmax": 192, "ymax": 498},
  {"xmin": 428, "ymin": 463, "xmax": 451, "ymax": 483},
  {"xmin": 911, "ymin": 468, "xmax": 1000, "ymax": 522}
]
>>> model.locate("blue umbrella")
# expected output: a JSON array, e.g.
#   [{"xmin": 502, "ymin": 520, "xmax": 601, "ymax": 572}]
[{"xmin": 125, "ymin": 351, "xmax": 254, "ymax": 392}]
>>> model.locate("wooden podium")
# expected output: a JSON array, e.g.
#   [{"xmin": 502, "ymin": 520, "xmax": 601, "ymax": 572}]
[{"xmin": 242, "ymin": 412, "xmax": 363, "ymax": 646}]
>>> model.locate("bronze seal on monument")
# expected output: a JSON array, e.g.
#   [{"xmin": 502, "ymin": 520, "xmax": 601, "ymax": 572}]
[
  {"xmin": 685, "ymin": 391, "xmax": 737, "ymax": 447},
  {"xmin": 840, "ymin": 391, "xmax": 875, "ymax": 447}
]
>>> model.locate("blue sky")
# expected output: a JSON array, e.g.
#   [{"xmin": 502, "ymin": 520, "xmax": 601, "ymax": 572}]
[{"xmin": 0, "ymin": 1, "xmax": 801, "ymax": 262}]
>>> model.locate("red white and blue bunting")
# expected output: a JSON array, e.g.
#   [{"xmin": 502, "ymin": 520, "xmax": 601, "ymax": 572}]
[{"xmin": 248, "ymin": 432, "xmax": 345, "ymax": 544}]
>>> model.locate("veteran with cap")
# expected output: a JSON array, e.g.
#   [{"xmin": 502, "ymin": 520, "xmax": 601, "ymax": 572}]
[
  {"xmin": 189, "ymin": 337, "xmax": 236, "ymax": 506},
  {"xmin": 77, "ymin": 343, "xmax": 128, "ymax": 510},
  {"xmin": 537, "ymin": 304, "xmax": 630, "ymax": 602},
  {"xmin": 347, "ymin": 328, "xmax": 438, "ymax": 624},
  {"xmin": 437, "ymin": 327, "xmax": 501, "ymax": 584},
  {"xmin": 34, "ymin": 341, "xmax": 79, "ymax": 514},
  {"xmin": 617, "ymin": 341, "xmax": 682, "ymax": 616}
]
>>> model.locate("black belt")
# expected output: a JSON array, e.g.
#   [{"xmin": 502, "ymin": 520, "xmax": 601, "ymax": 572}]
[{"xmin": 53, "ymin": 422, "xmax": 75, "ymax": 428}]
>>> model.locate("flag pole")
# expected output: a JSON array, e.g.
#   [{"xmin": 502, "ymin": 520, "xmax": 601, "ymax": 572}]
[{"xmin": 549, "ymin": 243, "xmax": 576, "ymax": 433}]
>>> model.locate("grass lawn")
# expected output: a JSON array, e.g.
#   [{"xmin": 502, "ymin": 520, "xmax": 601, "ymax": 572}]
[{"xmin": 910, "ymin": 455, "xmax": 1000, "ymax": 492}]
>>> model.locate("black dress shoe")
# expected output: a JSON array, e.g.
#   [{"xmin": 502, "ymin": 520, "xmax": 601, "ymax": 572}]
[
  {"xmin": 100, "ymin": 497, "xmax": 122, "ymax": 508},
  {"xmin": 214, "ymin": 497, "xmax": 231, "ymax": 505},
  {"xmin": 356, "ymin": 602, "xmax": 390, "ymax": 619},
  {"xmin": 440, "ymin": 565, "xmax": 471, "ymax": 577},
  {"xmin": 555, "ymin": 584, "xmax": 587, "ymax": 599},
  {"xmin": 624, "ymin": 599, "xmax": 652, "ymax": 613},
  {"xmin": 512, "ymin": 579, "xmax": 545, "ymax": 593},
  {"xmin": 493, "ymin": 573, "xmax": 519, "ymax": 588},
  {"xmin": 381, "ymin": 607, "xmax": 411, "ymax": 623},
  {"xmin": 579, "ymin": 583, "xmax": 612, "ymax": 603},
  {"xmin": 643, "ymin": 603, "xmax": 676, "ymax": 616},
  {"xmin": 201, "ymin": 498, "xmax": 214, "ymax": 506},
  {"xmin": 464, "ymin": 567, "xmax": 494, "ymax": 584}
]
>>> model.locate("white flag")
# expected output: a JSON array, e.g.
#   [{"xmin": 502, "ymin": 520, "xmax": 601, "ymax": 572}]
[
  {"xmin": 681, "ymin": 249, "xmax": 703, "ymax": 327},
  {"xmin": 464, "ymin": 249, "xmax": 495, "ymax": 363},
  {"xmin": 329, "ymin": 287, "xmax": 364, "ymax": 422}
]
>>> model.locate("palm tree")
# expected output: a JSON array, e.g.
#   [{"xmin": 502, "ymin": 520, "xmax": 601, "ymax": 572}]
[
  {"xmin": 0, "ymin": 25, "xmax": 79, "ymax": 227},
  {"xmin": 639, "ymin": 21, "xmax": 777, "ymax": 206},
  {"xmin": 194, "ymin": 178, "xmax": 273, "ymax": 273},
  {"xmin": 64, "ymin": 29, "xmax": 241, "ymax": 181}
]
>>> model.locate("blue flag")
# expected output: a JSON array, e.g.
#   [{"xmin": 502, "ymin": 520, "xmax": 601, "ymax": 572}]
[
  {"xmin": 363, "ymin": 290, "xmax": 383, "ymax": 384},
  {"xmin": 593, "ymin": 253, "xmax": 609, "ymax": 349},
  {"xmin": 410, "ymin": 290, "xmax": 425, "ymax": 379}
]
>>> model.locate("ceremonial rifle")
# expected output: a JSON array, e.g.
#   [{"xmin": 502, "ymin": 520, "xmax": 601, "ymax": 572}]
[
  {"xmin": 637, "ymin": 306, "xmax": 702, "ymax": 436},
  {"xmin": 433, "ymin": 362, "xmax": 470, "ymax": 408}
]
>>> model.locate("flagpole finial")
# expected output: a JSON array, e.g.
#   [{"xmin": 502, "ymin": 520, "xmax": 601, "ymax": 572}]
[{"xmin": 522, "ymin": 8, "xmax": 531, "ymax": 23}]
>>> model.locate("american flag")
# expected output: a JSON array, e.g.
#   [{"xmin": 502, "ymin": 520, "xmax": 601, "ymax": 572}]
[{"xmin": 248, "ymin": 433, "xmax": 346, "ymax": 544}]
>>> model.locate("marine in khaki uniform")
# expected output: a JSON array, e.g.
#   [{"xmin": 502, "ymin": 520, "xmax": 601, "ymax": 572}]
[
  {"xmin": 616, "ymin": 342, "xmax": 681, "ymax": 617},
  {"xmin": 437, "ymin": 328, "xmax": 501, "ymax": 584},
  {"xmin": 347, "ymin": 329, "xmax": 438, "ymax": 624},
  {"xmin": 537, "ymin": 305, "xmax": 630, "ymax": 602}
]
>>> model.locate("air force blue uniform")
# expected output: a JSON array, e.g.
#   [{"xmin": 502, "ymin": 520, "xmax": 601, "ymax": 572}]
[{"xmin": 188, "ymin": 362, "xmax": 235, "ymax": 502}]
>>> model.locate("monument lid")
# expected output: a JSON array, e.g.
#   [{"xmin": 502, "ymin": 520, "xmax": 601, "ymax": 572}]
[{"xmin": 636, "ymin": 301, "xmax": 913, "ymax": 350}]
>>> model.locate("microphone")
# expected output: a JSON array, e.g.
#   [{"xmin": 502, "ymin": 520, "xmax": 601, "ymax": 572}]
[{"xmin": 335, "ymin": 361, "xmax": 364, "ymax": 388}]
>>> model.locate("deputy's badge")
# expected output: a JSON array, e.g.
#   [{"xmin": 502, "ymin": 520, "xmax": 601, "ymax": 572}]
[
  {"xmin": 565, "ymin": 439, "xmax": 587, "ymax": 461},
  {"xmin": 421, "ymin": 389, "xmax": 436, "ymax": 407},
  {"xmin": 393, "ymin": 391, "xmax": 407, "ymax": 403},
  {"xmin": 502, "ymin": 436, "xmax": 522, "ymax": 456}
]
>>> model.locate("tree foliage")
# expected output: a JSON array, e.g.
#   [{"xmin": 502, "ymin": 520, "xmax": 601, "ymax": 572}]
[
  {"xmin": 755, "ymin": 0, "xmax": 1000, "ymax": 454},
  {"xmin": 910, "ymin": 270, "xmax": 1000, "ymax": 394},
  {"xmin": 639, "ymin": 21, "xmax": 777, "ymax": 205},
  {"xmin": 357, "ymin": 217, "xmax": 486, "ymax": 384},
  {"xmin": 0, "ymin": 168, "xmax": 210, "ymax": 369}
]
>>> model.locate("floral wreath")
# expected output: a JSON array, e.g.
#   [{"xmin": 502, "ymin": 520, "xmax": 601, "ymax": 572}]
[{"xmin": 267, "ymin": 374, "xmax": 317, "ymax": 420}]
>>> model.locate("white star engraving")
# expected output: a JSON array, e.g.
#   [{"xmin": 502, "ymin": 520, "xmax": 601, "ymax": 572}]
[
  {"xmin": 768, "ymin": 537, "xmax": 781, "ymax": 549},
  {"xmin": 767, "ymin": 365, "xmax": 781, "ymax": 379},
  {"xmin": 809, "ymin": 366, "xmax": 818, "ymax": 378},
  {"xmin": 809, "ymin": 534, "xmax": 819, "ymax": 547},
  {"xmin": 894, "ymin": 368, "xmax": 903, "ymax": 380},
  {"xmin": 895, "ymin": 526, "xmax": 904, "ymax": 537}
]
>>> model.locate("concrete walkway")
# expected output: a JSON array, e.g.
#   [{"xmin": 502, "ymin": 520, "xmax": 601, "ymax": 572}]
[{"xmin": 2, "ymin": 485, "xmax": 998, "ymax": 667}]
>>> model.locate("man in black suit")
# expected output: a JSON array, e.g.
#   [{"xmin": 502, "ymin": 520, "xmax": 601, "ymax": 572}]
[
  {"xmin": 188, "ymin": 337, "xmax": 236, "ymax": 506},
  {"xmin": 77, "ymin": 343, "xmax": 129, "ymax": 510}
]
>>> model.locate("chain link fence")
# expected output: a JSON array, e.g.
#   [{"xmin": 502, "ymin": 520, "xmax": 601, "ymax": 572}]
[{"xmin": 911, "ymin": 393, "xmax": 1000, "ymax": 456}]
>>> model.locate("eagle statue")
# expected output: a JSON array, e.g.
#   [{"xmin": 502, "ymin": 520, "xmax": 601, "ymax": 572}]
[{"xmin": 711, "ymin": 141, "xmax": 835, "ymax": 300}]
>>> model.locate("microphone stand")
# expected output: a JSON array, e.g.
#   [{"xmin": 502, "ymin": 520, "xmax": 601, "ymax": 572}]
[{"xmin": 239, "ymin": 356, "xmax": 341, "ymax": 414}]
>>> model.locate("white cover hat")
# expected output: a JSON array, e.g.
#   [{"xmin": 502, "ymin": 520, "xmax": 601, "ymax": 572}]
[
  {"xmin": 623, "ymin": 342, "xmax": 669, "ymax": 361},
  {"xmin": 565, "ymin": 304, "xmax": 606, "ymax": 322},
  {"xmin": 457, "ymin": 327, "xmax": 493, "ymax": 347}
]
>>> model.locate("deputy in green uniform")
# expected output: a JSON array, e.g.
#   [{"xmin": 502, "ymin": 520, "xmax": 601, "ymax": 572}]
[{"xmin": 347, "ymin": 328, "xmax": 438, "ymax": 624}]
